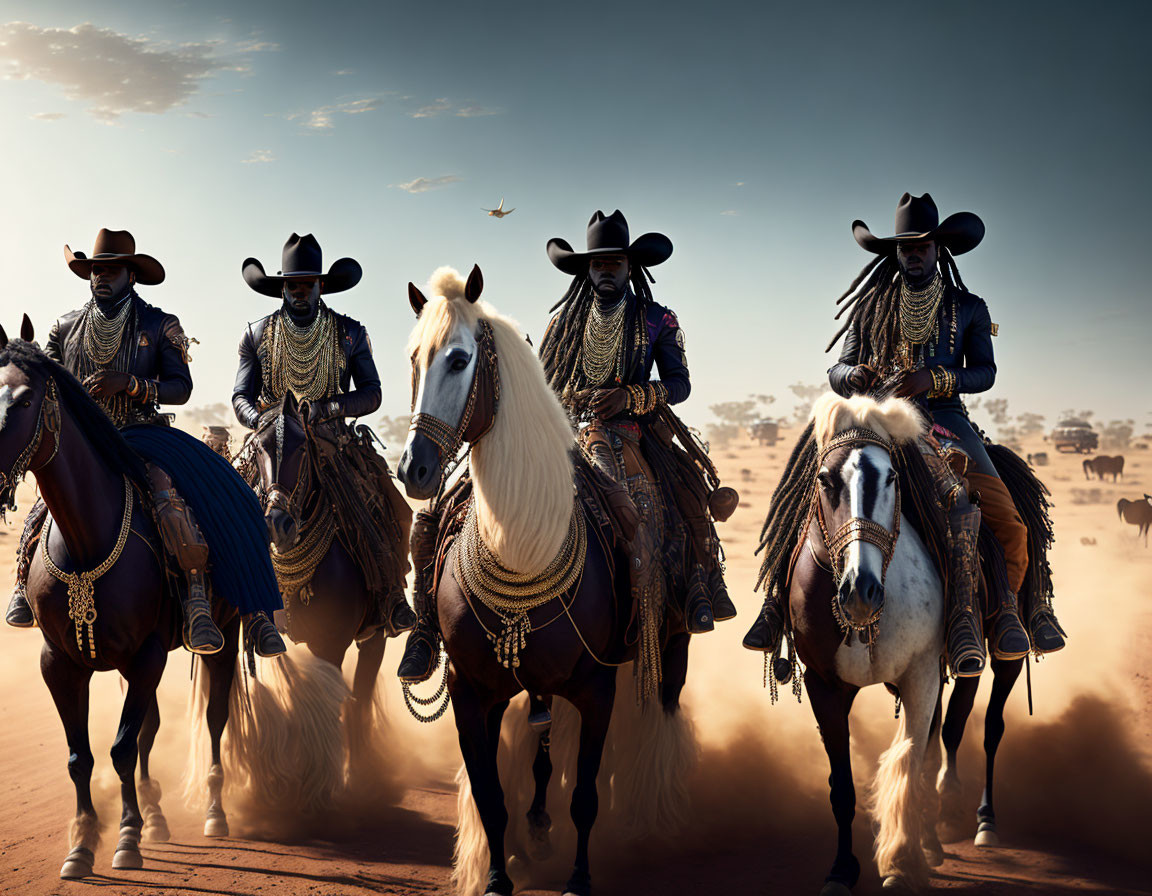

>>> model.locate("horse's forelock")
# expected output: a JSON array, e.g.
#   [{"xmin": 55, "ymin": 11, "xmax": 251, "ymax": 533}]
[
  {"xmin": 811, "ymin": 393, "xmax": 926, "ymax": 448},
  {"xmin": 407, "ymin": 295, "xmax": 484, "ymax": 367}
]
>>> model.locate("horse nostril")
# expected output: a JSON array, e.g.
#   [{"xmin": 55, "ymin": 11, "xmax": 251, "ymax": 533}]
[{"xmin": 417, "ymin": 465, "xmax": 428, "ymax": 482}]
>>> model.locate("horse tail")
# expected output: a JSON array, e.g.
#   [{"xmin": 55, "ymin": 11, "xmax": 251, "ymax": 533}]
[
  {"xmin": 1118, "ymin": 499, "xmax": 1129, "ymax": 520},
  {"xmin": 452, "ymin": 763, "xmax": 489, "ymax": 896},
  {"xmin": 600, "ymin": 665, "xmax": 698, "ymax": 836},
  {"xmin": 183, "ymin": 646, "xmax": 349, "ymax": 833},
  {"xmin": 869, "ymin": 713, "xmax": 930, "ymax": 889},
  {"xmin": 1083, "ymin": 457, "xmax": 1093, "ymax": 479}
]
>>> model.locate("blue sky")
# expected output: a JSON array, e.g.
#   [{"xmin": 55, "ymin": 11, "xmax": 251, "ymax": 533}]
[{"xmin": 0, "ymin": 0, "xmax": 1149, "ymax": 430}]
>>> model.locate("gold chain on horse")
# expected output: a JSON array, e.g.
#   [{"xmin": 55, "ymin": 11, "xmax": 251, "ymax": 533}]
[
  {"xmin": 268, "ymin": 454, "xmax": 333, "ymax": 603},
  {"xmin": 0, "ymin": 378, "xmax": 60, "ymax": 517},
  {"xmin": 401, "ymin": 657, "xmax": 451, "ymax": 723},
  {"xmin": 455, "ymin": 498, "xmax": 586, "ymax": 668},
  {"xmin": 813, "ymin": 427, "xmax": 902, "ymax": 637},
  {"xmin": 41, "ymin": 476, "xmax": 133, "ymax": 660},
  {"xmin": 409, "ymin": 319, "xmax": 500, "ymax": 467},
  {"xmin": 263, "ymin": 302, "xmax": 345, "ymax": 403}
]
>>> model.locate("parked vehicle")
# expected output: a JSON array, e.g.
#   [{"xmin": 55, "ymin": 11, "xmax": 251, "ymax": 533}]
[{"xmin": 1051, "ymin": 419, "xmax": 1099, "ymax": 453}]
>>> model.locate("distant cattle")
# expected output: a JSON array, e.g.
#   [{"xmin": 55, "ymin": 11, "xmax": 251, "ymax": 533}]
[
  {"xmin": 1027, "ymin": 452, "xmax": 1049, "ymax": 467},
  {"xmin": 1117, "ymin": 495, "xmax": 1152, "ymax": 546},
  {"xmin": 1084, "ymin": 455, "xmax": 1125, "ymax": 481},
  {"xmin": 750, "ymin": 420, "xmax": 780, "ymax": 446}
]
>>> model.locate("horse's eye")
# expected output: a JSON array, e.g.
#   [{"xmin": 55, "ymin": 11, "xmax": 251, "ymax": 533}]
[
  {"xmin": 886, "ymin": 469, "xmax": 897, "ymax": 485},
  {"xmin": 450, "ymin": 355, "xmax": 470, "ymax": 372},
  {"xmin": 19, "ymin": 400, "xmax": 30, "ymax": 408},
  {"xmin": 817, "ymin": 471, "xmax": 835, "ymax": 490}
]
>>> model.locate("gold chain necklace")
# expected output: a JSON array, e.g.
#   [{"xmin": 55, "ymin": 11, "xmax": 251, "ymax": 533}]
[
  {"xmin": 455, "ymin": 499, "xmax": 586, "ymax": 668},
  {"xmin": 41, "ymin": 476, "xmax": 134, "ymax": 660},
  {"xmin": 580, "ymin": 295, "xmax": 627, "ymax": 387},
  {"xmin": 265, "ymin": 302, "xmax": 345, "ymax": 403},
  {"xmin": 898, "ymin": 273, "xmax": 945, "ymax": 345},
  {"xmin": 81, "ymin": 297, "xmax": 132, "ymax": 366}
]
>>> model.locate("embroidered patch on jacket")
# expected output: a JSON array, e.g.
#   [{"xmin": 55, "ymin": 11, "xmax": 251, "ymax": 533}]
[
  {"xmin": 990, "ymin": 323, "xmax": 999, "ymax": 336},
  {"xmin": 138, "ymin": 333, "xmax": 150, "ymax": 348}
]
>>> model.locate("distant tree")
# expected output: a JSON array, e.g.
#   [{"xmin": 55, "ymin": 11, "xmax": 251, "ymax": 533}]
[
  {"xmin": 705, "ymin": 423, "xmax": 742, "ymax": 449},
  {"xmin": 709, "ymin": 400, "xmax": 759, "ymax": 429},
  {"xmin": 1017, "ymin": 412, "xmax": 1046, "ymax": 438},
  {"xmin": 1100, "ymin": 419, "xmax": 1134, "ymax": 450},
  {"xmin": 983, "ymin": 399, "xmax": 1010, "ymax": 426},
  {"xmin": 372, "ymin": 414, "xmax": 412, "ymax": 448},
  {"xmin": 788, "ymin": 381, "xmax": 825, "ymax": 423},
  {"xmin": 998, "ymin": 425, "xmax": 1023, "ymax": 451}
]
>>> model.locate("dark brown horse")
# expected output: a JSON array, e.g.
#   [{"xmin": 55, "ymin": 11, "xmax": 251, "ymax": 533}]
[
  {"xmin": 1084, "ymin": 454, "xmax": 1124, "ymax": 481},
  {"xmin": 0, "ymin": 321, "xmax": 240, "ymax": 879},
  {"xmin": 398, "ymin": 268, "xmax": 692, "ymax": 896},
  {"xmin": 1117, "ymin": 495, "xmax": 1152, "ymax": 546},
  {"xmin": 245, "ymin": 391, "xmax": 392, "ymax": 779}
]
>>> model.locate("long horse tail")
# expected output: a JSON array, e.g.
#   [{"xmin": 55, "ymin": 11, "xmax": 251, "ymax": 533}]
[
  {"xmin": 183, "ymin": 645, "xmax": 349, "ymax": 834},
  {"xmin": 452, "ymin": 763, "xmax": 489, "ymax": 896},
  {"xmin": 1118, "ymin": 499, "xmax": 1129, "ymax": 520},
  {"xmin": 869, "ymin": 713, "xmax": 930, "ymax": 890},
  {"xmin": 1083, "ymin": 457, "xmax": 1093, "ymax": 479}
]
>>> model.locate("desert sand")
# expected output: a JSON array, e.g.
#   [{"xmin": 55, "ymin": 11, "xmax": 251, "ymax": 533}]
[{"xmin": 1, "ymin": 428, "xmax": 1150, "ymax": 895}]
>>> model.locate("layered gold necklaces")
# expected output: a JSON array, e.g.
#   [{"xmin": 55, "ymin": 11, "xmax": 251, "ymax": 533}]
[
  {"xmin": 455, "ymin": 499, "xmax": 586, "ymax": 669},
  {"xmin": 263, "ymin": 302, "xmax": 345, "ymax": 403},
  {"xmin": 580, "ymin": 294, "xmax": 627, "ymax": 387},
  {"xmin": 80, "ymin": 297, "xmax": 132, "ymax": 366},
  {"xmin": 898, "ymin": 273, "xmax": 944, "ymax": 345}
]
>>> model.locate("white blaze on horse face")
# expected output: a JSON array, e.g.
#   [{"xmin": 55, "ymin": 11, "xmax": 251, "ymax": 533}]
[
  {"xmin": 841, "ymin": 444, "xmax": 898, "ymax": 584},
  {"xmin": 404, "ymin": 322, "xmax": 480, "ymax": 457},
  {"xmin": 0, "ymin": 385, "xmax": 13, "ymax": 434}
]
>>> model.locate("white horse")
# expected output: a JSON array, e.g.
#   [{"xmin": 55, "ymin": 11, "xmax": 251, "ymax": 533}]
[{"xmin": 787, "ymin": 393, "xmax": 945, "ymax": 895}]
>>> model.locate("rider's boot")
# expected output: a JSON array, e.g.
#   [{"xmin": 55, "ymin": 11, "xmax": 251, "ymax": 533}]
[
  {"xmin": 146, "ymin": 464, "xmax": 225, "ymax": 655},
  {"xmin": 945, "ymin": 502, "xmax": 985, "ymax": 678},
  {"xmin": 987, "ymin": 588, "xmax": 1031, "ymax": 661},
  {"xmin": 1028, "ymin": 604, "xmax": 1067, "ymax": 654},
  {"xmin": 398, "ymin": 507, "xmax": 442, "ymax": 683},
  {"xmin": 685, "ymin": 564, "xmax": 714, "ymax": 634},
  {"xmin": 243, "ymin": 610, "xmax": 286, "ymax": 657},
  {"xmin": 6, "ymin": 501, "xmax": 49, "ymax": 628},
  {"xmin": 742, "ymin": 592, "xmax": 785, "ymax": 652},
  {"xmin": 708, "ymin": 565, "xmax": 737, "ymax": 621}
]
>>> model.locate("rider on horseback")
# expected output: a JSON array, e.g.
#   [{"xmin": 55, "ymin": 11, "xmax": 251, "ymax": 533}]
[
  {"xmin": 539, "ymin": 211, "xmax": 738, "ymax": 636},
  {"xmin": 744, "ymin": 195, "xmax": 1066, "ymax": 675},
  {"xmin": 232, "ymin": 234, "xmax": 415, "ymax": 641},
  {"xmin": 5, "ymin": 229, "xmax": 284, "ymax": 658}
]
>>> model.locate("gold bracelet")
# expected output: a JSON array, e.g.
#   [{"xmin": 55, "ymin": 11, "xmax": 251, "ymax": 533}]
[{"xmin": 126, "ymin": 376, "xmax": 141, "ymax": 398}]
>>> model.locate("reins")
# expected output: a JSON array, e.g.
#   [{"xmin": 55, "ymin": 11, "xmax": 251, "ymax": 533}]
[{"xmin": 0, "ymin": 377, "xmax": 61, "ymax": 517}]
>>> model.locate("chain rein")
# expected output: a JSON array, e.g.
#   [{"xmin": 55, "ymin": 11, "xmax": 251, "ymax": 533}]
[{"xmin": 0, "ymin": 377, "xmax": 61, "ymax": 516}]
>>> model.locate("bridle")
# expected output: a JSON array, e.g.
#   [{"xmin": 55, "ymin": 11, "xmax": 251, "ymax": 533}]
[
  {"xmin": 0, "ymin": 377, "xmax": 61, "ymax": 516},
  {"xmin": 409, "ymin": 319, "xmax": 501, "ymax": 463},
  {"xmin": 813, "ymin": 427, "xmax": 902, "ymax": 586}
]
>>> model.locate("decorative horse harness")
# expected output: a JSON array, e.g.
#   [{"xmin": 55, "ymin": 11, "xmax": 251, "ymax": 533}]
[{"xmin": 811, "ymin": 427, "xmax": 902, "ymax": 638}]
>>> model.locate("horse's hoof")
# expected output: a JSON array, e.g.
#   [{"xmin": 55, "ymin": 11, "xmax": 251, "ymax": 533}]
[
  {"xmin": 923, "ymin": 843, "xmax": 945, "ymax": 867},
  {"xmin": 60, "ymin": 847, "xmax": 94, "ymax": 880},
  {"xmin": 143, "ymin": 818, "xmax": 171, "ymax": 842},
  {"xmin": 881, "ymin": 876, "xmax": 915, "ymax": 893},
  {"xmin": 974, "ymin": 827, "xmax": 1000, "ymax": 848},
  {"xmin": 204, "ymin": 815, "xmax": 230, "ymax": 838},
  {"xmin": 112, "ymin": 846, "xmax": 143, "ymax": 870},
  {"xmin": 819, "ymin": 883, "xmax": 853, "ymax": 896}
]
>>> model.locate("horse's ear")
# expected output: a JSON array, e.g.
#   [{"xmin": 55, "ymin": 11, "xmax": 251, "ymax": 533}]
[
  {"xmin": 408, "ymin": 282, "xmax": 427, "ymax": 316},
  {"xmin": 19, "ymin": 314, "xmax": 33, "ymax": 343},
  {"xmin": 465, "ymin": 265, "xmax": 483, "ymax": 304},
  {"xmin": 0, "ymin": 325, "xmax": 7, "ymax": 350}
]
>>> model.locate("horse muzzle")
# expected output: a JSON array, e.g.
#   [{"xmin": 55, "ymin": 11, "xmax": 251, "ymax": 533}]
[
  {"xmin": 398, "ymin": 433, "xmax": 442, "ymax": 500},
  {"xmin": 837, "ymin": 568, "xmax": 885, "ymax": 629}
]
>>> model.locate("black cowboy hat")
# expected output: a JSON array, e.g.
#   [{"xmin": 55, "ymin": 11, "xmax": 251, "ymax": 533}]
[
  {"xmin": 242, "ymin": 233, "xmax": 362, "ymax": 298},
  {"xmin": 64, "ymin": 229, "xmax": 165, "ymax": 286},
  {"xmin": 547, "ymin": 210, "xmax": 673, "ymax": 276},
  {"xmin": 853, "ymin": 193, "xmax": 985, "ymax": 256}
]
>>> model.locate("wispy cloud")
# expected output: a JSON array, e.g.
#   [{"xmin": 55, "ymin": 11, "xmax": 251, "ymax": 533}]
[
  {"xmin": 30, "ymin": 111, "xmax": 63, "ymax": 120},
  {"xmin": 720, "ymin": 209, "xmax": 739, "ymax": 216},
  {"xmin": 408, "ymin": 98, "xmax": 501, "ymax": 118},
  {"xmin": 390, "ymin": 175, "xmax": 462, "ymax": 194},
  {"xmin": 288, "ymin": 95, "xmax": 391, "ymax": 131},
  {"xmin": 332, "ymin": 69, "xmax": 353, "ymax": 77},
  {"xmin": 734, "ymin": 181, "xmax": 746, "ymax": 187},
  {"xmin": 409, "ymin": 97, "xmax": 454, "ymax": 118},
  {"xmin": 0, "ymin": 22, "xmax": 261, "ymax": 121},
  {"xmin": 455, "ymin": 104, "xmax": 501, "ymax": 118},
  {"xmin": 242, "ymin": 149, "xmax": 275, "ymax": 164},
  {"xmin": 234, "ymin": 38, "xmax": 278, "ymax": 53}
]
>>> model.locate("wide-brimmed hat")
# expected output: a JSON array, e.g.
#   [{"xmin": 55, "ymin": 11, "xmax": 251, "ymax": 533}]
[
  {"xmin": 64, "ymin": 229, "xmax": 165, "ymax": 285},
  {"xmin": 547, "ymin": 210, "xmax": 673, "ymax": 276},
  {"xmin": 242, "ymin": 233, "xmax": 362, "ymax": 298},
  {"xmin": 853, "ymin": 193, "xmax": 985, "ymax": 256}
]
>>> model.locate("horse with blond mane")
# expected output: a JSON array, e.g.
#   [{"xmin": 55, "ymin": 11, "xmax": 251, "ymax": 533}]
[
  {"xmin": 398, "ymin": 267, "xmax": 693, "ymax": 896},
  {"xmin": 786, "ymin": 393, "xmax": 945, "ymax": 895}
]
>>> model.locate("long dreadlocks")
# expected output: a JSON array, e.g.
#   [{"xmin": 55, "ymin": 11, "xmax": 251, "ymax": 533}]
[
  {"xmin": 825, "ymin": 246, "xmax": 968, "ymax": 368},
  {"xmin": 539, "ymin": 267, "xmax": 657, "ymax": 415}
]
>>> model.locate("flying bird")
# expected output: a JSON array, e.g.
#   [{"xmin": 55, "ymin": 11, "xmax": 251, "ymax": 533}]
[{"xmin": 482, "ymin": 198, "xmax": 515, "ymax": 218}]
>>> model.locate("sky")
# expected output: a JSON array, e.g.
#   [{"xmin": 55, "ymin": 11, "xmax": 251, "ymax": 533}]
[{"xmin": 0, "ymin": 0, "xmax": 1149, "ymax": 435}]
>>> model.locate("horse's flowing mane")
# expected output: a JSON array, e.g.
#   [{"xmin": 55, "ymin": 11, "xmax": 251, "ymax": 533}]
[
  {"xmin": 410, "ymin": 268, "xmax": 575, "ymax": 574},
  {"xmin": 0, "ymin": 339, "xmax": 149, "ymax": 489},
  {"xmin": 811, "ymin": 393, "xmax": 927, "ymax": 449}
]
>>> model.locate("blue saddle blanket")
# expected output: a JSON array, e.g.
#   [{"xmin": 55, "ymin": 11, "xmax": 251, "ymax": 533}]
[{"xmin": 122, "ymin": 424, "xmax": 281, "ymax": 617}]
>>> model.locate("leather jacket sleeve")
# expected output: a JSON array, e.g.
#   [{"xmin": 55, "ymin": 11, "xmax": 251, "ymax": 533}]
[
  {"xmin": 828, "ymin": 322, "xmax": 861, "ymax": 397},
  {"xmin": 231, "ymin": 325, "xmax": 263, "ymax": 429},
  {"xmin": 45, "ymin": 320, "xmax": 64, "ymax": 363},
  {"xmin": 651, "ymin": 315, "xmax": 690, "ymax": 405},
  {"xmin": 147, "ymin": 314, "xmax": 193, "ymax": 407},
  {"xmin": 947, "ymin": 296, "xmax": 997, "ymax": 394},
  {"xmin": 331, "ymin": 321, "xmax": 381, "ymax": 419}
]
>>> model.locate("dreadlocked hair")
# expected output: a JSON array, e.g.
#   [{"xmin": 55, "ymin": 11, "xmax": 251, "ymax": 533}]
[
  {"xmin": 539, "ymin": 267, "xmax": 657, "ymax": 411},
  {"xmin": 0, "ymin": 339, "xmax": 149, "ymax": 490},
  {"xmin": 754, "ymin": 421, "xmax": 817, "ymax": 600},
  {"xmin": 825, "ymin": 246, "xmax": 969, "ymax": 368}
]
